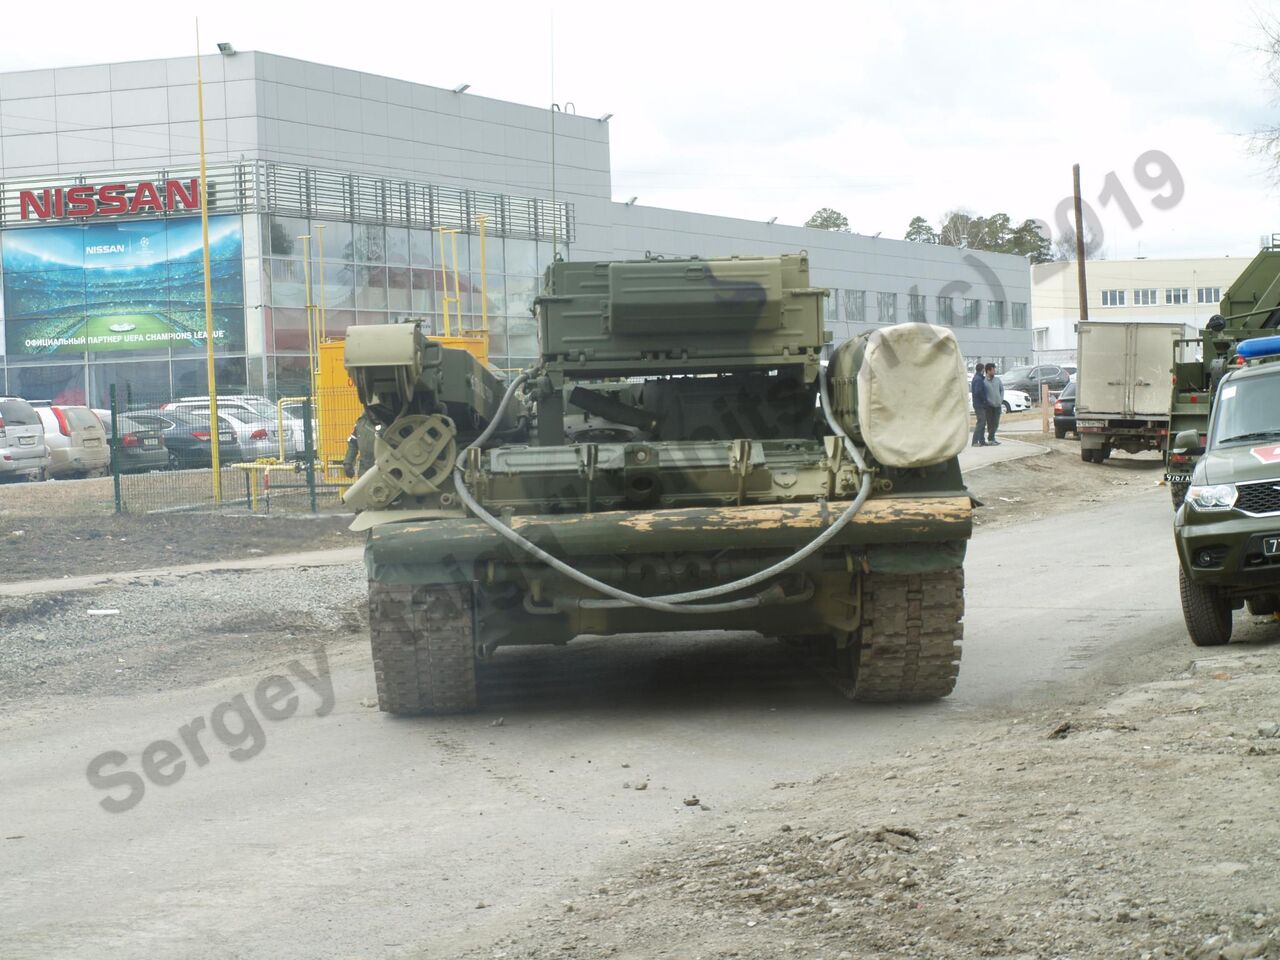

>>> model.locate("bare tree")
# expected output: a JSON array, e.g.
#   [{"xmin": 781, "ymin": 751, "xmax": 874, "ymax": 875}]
[{"xmin": 1252, "ymin": 16, "xmax": 1280, "ymax": 180}]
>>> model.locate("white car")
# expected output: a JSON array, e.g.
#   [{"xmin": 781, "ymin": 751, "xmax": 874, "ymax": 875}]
[
  {"xmin": 961, "ymin": 382, "xmax": 1031, "ymax": 414},
  {"xmin": 1002, "ymin": 388, "xmax": 1032, "ymax": 413}
]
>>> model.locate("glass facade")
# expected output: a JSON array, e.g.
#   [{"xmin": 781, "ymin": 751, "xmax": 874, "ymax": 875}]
[
  {"xmin": 262, "ymin": 215, "xmax": 565, "ymax": 374},
  {"xmin": 0, "ymin": 162, "xmax": 576, "ymax": 402}
]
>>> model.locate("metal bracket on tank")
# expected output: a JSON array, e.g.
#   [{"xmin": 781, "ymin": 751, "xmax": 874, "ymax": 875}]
[
  {"xmin": 577, "ymin": 442, "xmax": 599, "ymax": 512},
  {"xmin": 823, "ymin": 435, "xmax": 845, "ymax": 498},
  {"xmin": 730, "ymin": 439, "xmax": 753, "ymax": 505},
  {"xmin": 833, "ymin": 562, "xmax": 864, "ymax": 647}
]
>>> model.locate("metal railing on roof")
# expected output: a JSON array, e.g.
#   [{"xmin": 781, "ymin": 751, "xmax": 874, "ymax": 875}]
[{"xmin": 0, "ymin": 159, "xmax": 574, "ymax": 243}]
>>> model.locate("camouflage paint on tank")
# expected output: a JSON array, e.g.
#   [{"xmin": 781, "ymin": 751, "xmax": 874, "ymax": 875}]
[{"xmin": 341, "ymin": 252, "xmax": 974, "ymax": 712}]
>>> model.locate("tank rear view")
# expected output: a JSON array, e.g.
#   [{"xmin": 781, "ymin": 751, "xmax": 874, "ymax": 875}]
[{"xmin": 343, "ymin": 253, "xmax": 974, "ymax": 714}]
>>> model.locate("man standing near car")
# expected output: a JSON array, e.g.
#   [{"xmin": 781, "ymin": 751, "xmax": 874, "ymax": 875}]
[
  {"xmin": 971, "ymin": 359, "xmax": 988, "ymax": 447},
  {"xmin": 984, "ymin": 363, "xmax": 1005, "ymax": 446}
]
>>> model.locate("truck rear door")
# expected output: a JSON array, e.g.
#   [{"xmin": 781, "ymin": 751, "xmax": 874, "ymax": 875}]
[
  {"xmin": 1130, "ymin": 324, "xmax": 1180, "ymax": 417},
  {"xmin": 1077, "ymin": 323, "xmax": 1130, "ymax": 415}
]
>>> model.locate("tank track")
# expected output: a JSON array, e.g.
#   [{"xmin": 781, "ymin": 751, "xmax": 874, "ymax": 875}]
[
  {"xmin": 369, "ymin": 581, "xmax": 478, "ymax": 715},
  {"xmin": 850, "ymin": 569, "xmax": 964, "ymax": 702}
]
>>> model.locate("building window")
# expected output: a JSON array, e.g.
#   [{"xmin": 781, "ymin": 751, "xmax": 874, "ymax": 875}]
[
  {"xmin": 936, "ymin": 296, "xmax": 954, "ymax": 326},
  {"xmin": 843, "ymin": 290, "xmax": 865, "ymax": 325},
  {"xmin": 1034, "ymin": 328, "xmax": 1048, "ymax": 350},
  {"xmin": 908, "ymin": 293, "xmax": 927, "ymax": 323},
  {"xmin": 1197, "ymin": 286, "xmax": 1221, "ymax": 304},
  {"xmin": 1101, "ymin": 289, "xmax": 1125, "ymax": 307},
  {"xmin": 1165, "ymin": 287, "xmax": 1189, "ymax": 305},
  {"xmin": 986, "ymin": 301, "xmax": 1005, "ymax": 328},
  {"xmin": 1133, "ymin": 288, "xmax": 1158, "ymax": 306},
  {"xmin": 877, "ymin": 292, "xmax": 897, "ymax": 324},
  {"xmin": 960, "ymin": 298, "xmax": 981, "ymax": 326},
  {"xmin": 1012, "ymin": 302, "xmax": 1028, "ymax": 329}
]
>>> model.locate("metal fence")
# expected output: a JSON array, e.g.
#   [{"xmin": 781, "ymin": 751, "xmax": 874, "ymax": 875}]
[{"xmin": 108, "ymin": 385, "xmax": 364, "ymax": 515}]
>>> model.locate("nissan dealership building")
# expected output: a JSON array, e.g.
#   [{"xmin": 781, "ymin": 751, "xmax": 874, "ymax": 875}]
[{"xmin": 0, "ymin": 51, "xmax": 1032, "ymax": 404}]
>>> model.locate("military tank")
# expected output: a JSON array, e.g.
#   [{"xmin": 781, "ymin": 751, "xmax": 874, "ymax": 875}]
[{"xmin": 343, "ymin": 253, "xmax": 974, "ymax": 714}]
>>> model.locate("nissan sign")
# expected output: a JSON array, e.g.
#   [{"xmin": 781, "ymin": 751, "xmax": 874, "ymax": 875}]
[{"xmin": 19, "ymin": 179, "xmax": 201, "ymax": 221}]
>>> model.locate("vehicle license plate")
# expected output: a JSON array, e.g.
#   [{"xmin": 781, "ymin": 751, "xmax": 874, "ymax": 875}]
[
  {"xmin": 84, "ymin": 438, "xmax": 101, "ymax": 447},
  {"xmin": 18, "ymin": 435, "xmax": 35, "ymax": 446},
  {"xmin": 144, "ymin": 438, "xmax": 160, "ymax": 448},
  {"xmin": 1265, "ymin": 537, "xmax": 1280, "ymax": 557}
]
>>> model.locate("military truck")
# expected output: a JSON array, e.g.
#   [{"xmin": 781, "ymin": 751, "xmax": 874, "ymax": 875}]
[
  {"xmin": 1173, "ymin": 335, "xmax": 1280, "ymax": 646},
  {"xmin": 1075, "ymin": 320, "xmax": 1185, "ymax": 464},
  {"xmin": 342, "ymin": 253, "xmax": 974, "ymax": 714},
  {"xmin": 1166, "ymin": 245, "xmax": 1280, "ymax": 505}
]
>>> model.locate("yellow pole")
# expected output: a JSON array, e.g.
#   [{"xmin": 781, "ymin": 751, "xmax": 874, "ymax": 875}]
[
  {"xmin": 476, "ymin": 214, "xmax": 488, "ymax": 338},
  {"xmin": 315, "ymin": 224, "xmax": 327, "ymax": 342},
  {"xmin": 196, "ymin": 20, "xmax": 220, "ymax": 503},
  {"xmin": 450, "ymin": 230, "xmax": 461, "ymax": 332},
  {"xmin": 437, "ymin": 226, "xmax": 450, "ymax": 336},
  {"xmin": 299, "ymin": 235, "xmax": 316, "ymax": 403}
]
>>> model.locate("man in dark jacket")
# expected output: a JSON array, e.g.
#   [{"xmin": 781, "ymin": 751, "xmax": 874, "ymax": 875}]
[
  {"xmin": 343, "ymin": 411, "xmax": 378, "ymax": 478},
  {"xmin": 970, "ymin": 360, "xmax": 988, "ymax": 447}
]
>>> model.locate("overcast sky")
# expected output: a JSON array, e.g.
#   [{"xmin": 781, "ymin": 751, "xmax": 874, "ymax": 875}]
[{"xmin": 5, "ymin": 0, "xmax": 1278, "ymax": 259}]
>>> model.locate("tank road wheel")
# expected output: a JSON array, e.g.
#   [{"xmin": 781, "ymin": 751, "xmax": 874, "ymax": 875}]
[
  {"xmin": 369, "ymin": 581, "xmax": 478, "ymax": 715},
  {"xmin": 850, "ymin": 569, "xmax": 964, "ymax": 702},
  {"xmin": 1170, "ymin": 481, "xmax": 1189, "ymax": 509},
  {"xmin": 1178, "ymin": 567, "xmax": 1232, "ymax": 647}
]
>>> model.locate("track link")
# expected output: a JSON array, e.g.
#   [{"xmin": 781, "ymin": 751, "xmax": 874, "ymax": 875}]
[
  {"xmin": 369, "ymin": 581, "xmax": 478, "ymax": 715},
  {"xmin": 851, "ymin": 569, "xmax": 964, "ymax": 702}
]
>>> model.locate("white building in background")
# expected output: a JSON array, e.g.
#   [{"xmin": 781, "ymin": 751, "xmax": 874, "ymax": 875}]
[
  {"xmin": 1030, "ymin": 257, "xmax": 1252, "ymax": 362},
  {"xmin": 0, "ymin": 51, "xmax": 1032, "ymax": 404}
]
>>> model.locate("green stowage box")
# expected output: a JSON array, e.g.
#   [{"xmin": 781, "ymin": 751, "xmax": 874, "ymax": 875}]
[{"xmin": 537, "ymin": 253, "xmax": 825, "ymax": 373}]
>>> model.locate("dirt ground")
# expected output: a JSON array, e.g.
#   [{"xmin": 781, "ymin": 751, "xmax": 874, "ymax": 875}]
[
  {"xmin": 0, "ymin": 474, "xmax": 356, "ymax": 583},
  {"xmin": 4, "ymin": 438, "xmax": 1279, "ymax": 960},
  {"xmin": 967, "ymin": 432, "xmax": 1167, "ymax": 532},
  {"xmin": 472, "ymin": 641, "xmax": 1280, "ymax": 960}
]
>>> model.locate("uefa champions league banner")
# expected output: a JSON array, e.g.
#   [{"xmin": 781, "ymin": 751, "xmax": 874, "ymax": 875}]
[{"xmin": 1, "ymin": 215, "xmax": 246, "ymax": 356}]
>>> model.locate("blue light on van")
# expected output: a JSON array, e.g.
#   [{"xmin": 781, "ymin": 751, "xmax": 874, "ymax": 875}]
[{"xmin": 1236, "ymin": 335, "xmax": 1280, "ymax": 360}]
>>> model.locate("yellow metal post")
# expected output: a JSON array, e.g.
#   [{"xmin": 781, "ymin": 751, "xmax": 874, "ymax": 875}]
[
  {"xmin": 299, "ymin": 234, "xmax": 316, "ymax": 404},
  {"xmin": 475, "ymin": 214, "xmax": 489, "ymax": 339},
  {"xmin": 195, "ymin": 20, "xmax": 220, "ymax": 503},
  {"xmin": 437, "ymin": 226, "xmax": 451, "ymax": 336},
  {"xmin": 436, "ymin": 226, "xmax": 462, "ymax": 337},
  {"xmin": 315, "ymin": 224, "xmax": 327, "ymax": 342},
  {"xmin": 451, "ymin": 231, "xmax": 462, "ymax": 330}
]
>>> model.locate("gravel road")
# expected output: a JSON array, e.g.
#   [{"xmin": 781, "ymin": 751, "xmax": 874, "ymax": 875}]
[{"xmin": 1, "ymin": 458, "xmax": 1276, "ymax": 960}]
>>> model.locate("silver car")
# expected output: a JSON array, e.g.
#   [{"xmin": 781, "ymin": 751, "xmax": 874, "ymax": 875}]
[
  {"xmin": 0, "ymin": 397, "xmax": 51, "ymax": 482},
  {"xmin": 31, "ymin": 403, "xmax": 110, "ymax": 479},
  {"xmin": 164, "ymin": 396, "xmax": 302, "ymax": 458}
]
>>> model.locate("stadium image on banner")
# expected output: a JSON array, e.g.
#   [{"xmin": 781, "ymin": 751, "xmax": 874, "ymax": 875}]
[{"xmin": 1, "ymin": 215, "xmax": 245, "ymax": 356}]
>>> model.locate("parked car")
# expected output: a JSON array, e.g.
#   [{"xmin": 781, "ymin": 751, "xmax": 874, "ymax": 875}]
[
  {"xmin": 0, "ymin": 397, "xmax": 50, "ymax": 482},
  {"xmin": 214, "ymin": 408, "xmax": 280, "ymax": 461},
  {"xmin": 29, "ymin": 402, "xmax": 110, "ymax": 479},
  {"xmin": 1053, "ymin": 381, "xmax": 1078, "ymax": 439},
  {"xmin": 1002, "ymin": 388, "xmax": 1032, "ymax": 413},
  {"xmin": 163, "ymin": 396, "xmax": 301, "ymax": 457},
  {"xmin": 92, "ymin": 408, "xmax": 113, "ymax": 441},
  {"xmin": 112, "ymin": 415, "xmax": 171, "ymax": 473},
  {"xmin": 128, "ymin": 408, "xmax": 243, "ymax": 468},
  {"xmin": 999, "ymin": 364, "xmax": 1072, "ymax": 397}
]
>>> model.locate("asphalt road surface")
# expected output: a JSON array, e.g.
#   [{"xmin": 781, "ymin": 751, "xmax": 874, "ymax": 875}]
[{"xmin": 0, "ymin": 488, "xmax": 1213, "ymax": 959}]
